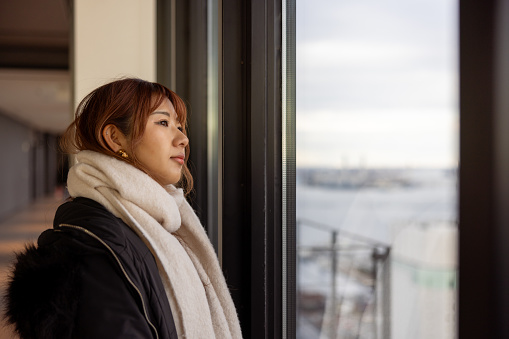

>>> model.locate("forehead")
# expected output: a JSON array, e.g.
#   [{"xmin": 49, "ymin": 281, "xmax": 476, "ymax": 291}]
[{"xmin": 151, "ymin": 98, "xmax": 177, "ymax": 116}]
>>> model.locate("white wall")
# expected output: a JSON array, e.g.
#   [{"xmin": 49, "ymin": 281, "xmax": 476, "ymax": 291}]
[{"xmin": 74, "ymin": 0, "xmax": 156, "ymax": 106}]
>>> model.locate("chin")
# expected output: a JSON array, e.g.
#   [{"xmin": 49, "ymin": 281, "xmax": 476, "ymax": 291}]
[
  {"xmin": 151, "ymin": 171, "xmax": 181, "ymax": 186},
  {"xmin": 161, "ymin": 178, "xmax": 180, "ymax": 187}
]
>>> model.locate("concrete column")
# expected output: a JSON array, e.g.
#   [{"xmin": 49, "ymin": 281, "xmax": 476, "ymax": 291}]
[{"xmin": 73, "ymin": 0, "xmax": 156, "ymax": 106}]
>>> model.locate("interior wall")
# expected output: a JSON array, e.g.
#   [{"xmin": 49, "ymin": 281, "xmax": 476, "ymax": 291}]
[
  {"xmin": 45, "ymin": 134, "xmax": 58, "ymax": 195},
  {"xmin": 33, "ymin": 132, "xmax": 46, "ymax": 199},
  {"xmin": 74, "ymin": 0, "xmax": 157, "ymax": 105},
  {"xmin": 0, "ymin": 113, "xmax": 62, "ymax": 221},
  {"xmin": 0, "ymin": 113, "xmax": 32, "ymax": 220}
]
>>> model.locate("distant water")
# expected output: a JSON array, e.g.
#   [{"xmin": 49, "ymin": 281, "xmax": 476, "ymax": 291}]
[{"xmin": 296, "ymin": 169, "xmax": 457, "ymax": 246}]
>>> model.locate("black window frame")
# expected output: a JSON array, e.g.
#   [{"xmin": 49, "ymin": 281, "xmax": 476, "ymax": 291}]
[
  {"xmin": 459, "ymin": 0, "xmax": 509, "ymax": 338},
  {"xmin": 157, "ymin": 0, "xmax": 296, "ymax": 337}
]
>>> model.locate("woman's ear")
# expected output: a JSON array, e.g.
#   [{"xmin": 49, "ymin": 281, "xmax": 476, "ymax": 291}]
[{"xmin": 102, "ymin": 124, "xmax": 128, "ymax": 153}]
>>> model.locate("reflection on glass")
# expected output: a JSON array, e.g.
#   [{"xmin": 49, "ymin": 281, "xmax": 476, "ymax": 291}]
[{"xmin": 295, "ymin": 0, "xmax": 458, "ymax": 338}]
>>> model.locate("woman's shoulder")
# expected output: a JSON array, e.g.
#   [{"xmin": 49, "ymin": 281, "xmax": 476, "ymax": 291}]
[
  {"xmin": 52, "ymin": 198, "xmax": 156, "ymax": 277},
  {"xmin": 52, "ymin": 197, "xmax": 136, "ymax": 249},
  {"xmin": 54, "ymin": 197, "xmax": 122, "ymax": 230}
]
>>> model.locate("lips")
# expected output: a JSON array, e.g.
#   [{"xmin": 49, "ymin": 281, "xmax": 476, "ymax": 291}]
[{"xmin": 171, "ymin": 153, "xmax": 185, "ymax": 165}]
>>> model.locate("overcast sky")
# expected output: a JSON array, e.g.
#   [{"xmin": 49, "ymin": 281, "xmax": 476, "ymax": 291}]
[{"xmin": 296, "ymin": 0, "xmax": 458, "ymax": 169}]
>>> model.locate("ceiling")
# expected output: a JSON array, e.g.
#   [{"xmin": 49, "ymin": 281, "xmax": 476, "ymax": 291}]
[{"xmin": 0, "ymin": 0, "xmax": 71, "ymax": 134}]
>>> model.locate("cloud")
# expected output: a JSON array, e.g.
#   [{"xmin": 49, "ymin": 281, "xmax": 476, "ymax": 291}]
[
  {"xmin": 296, "ymin": 108, "xmax": 458, "ymax": 168},
  {"xmin": 295, "ymin": 0, "xmax": 458, "ymax": 168}
]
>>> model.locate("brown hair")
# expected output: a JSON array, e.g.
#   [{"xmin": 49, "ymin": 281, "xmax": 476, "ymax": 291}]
[{"xmin": 60, "ymin": 78, "xmax": 193, "ymax": 195}]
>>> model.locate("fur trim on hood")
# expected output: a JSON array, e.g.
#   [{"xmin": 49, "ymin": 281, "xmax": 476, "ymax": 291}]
[{"xmin": 4, "ymin": 237, "xmax": 81, "ymax": 339}]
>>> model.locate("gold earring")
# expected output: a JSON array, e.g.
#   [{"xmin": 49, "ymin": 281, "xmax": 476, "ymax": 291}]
[{"xmin": 117, "ymin": 149, "xmax": 129, "ymax": 159}]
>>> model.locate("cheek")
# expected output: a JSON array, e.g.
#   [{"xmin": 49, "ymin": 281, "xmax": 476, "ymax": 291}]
[
  {"xmin": 133, "ymin": 140, "xmax": 160, "ymax": 170},
  {"xmin": 136, "ymin": 131, "xmax": 163, "ymax": 156},
  {"xmin": 144, "ymin": 149, "xmax": 166, "ymax": 170}
]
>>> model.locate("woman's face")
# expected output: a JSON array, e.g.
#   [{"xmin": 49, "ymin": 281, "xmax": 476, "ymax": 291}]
[{"xmin": 133, "ymin": 98, "xmax": 189, "ymax": 186}]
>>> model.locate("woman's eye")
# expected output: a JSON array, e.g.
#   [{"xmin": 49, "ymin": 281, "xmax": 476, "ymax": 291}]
[
  {"xmin": 177, "ymin": 126, "xmax": 183, "ymax": 132},
  {"xmin": 158, "ymin": 120, "xmax": 169, "ymax": 127}
]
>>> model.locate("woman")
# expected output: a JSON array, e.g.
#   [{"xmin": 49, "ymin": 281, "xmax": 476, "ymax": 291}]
[{"xmin": 4, "ymin": 78, "xmax": 242, "ymax": 338}]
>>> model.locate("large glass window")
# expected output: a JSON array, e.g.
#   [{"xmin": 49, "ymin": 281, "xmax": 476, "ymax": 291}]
[{"xmin": 296, "ymin": 0, "xmax": 458, "ymax": 338}]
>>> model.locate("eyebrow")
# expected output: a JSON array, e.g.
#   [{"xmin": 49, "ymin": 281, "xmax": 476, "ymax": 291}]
[{"xmin": 151, "ymin": 111, "xmax": 172, "ymax": 117}]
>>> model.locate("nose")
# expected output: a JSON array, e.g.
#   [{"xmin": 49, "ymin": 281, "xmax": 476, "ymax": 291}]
[{"xmin": 175, "ymin": 129, "xmax": 189, "ymax": 147}]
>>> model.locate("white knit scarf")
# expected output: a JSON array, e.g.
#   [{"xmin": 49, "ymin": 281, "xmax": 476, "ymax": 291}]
[{"xmin": 67, "ymin": 150, "xmax": 242, "ymax": 338}]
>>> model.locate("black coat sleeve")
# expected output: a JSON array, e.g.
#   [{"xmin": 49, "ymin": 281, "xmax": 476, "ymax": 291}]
[{"xmin": 73, "ymin": 250, "xmax": 157, "ymax": 339}]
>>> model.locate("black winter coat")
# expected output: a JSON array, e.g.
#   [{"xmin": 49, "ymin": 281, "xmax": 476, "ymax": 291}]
[{"xmin": 4, "ymin": 197, "xmax": 178, "ymax": 339}]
